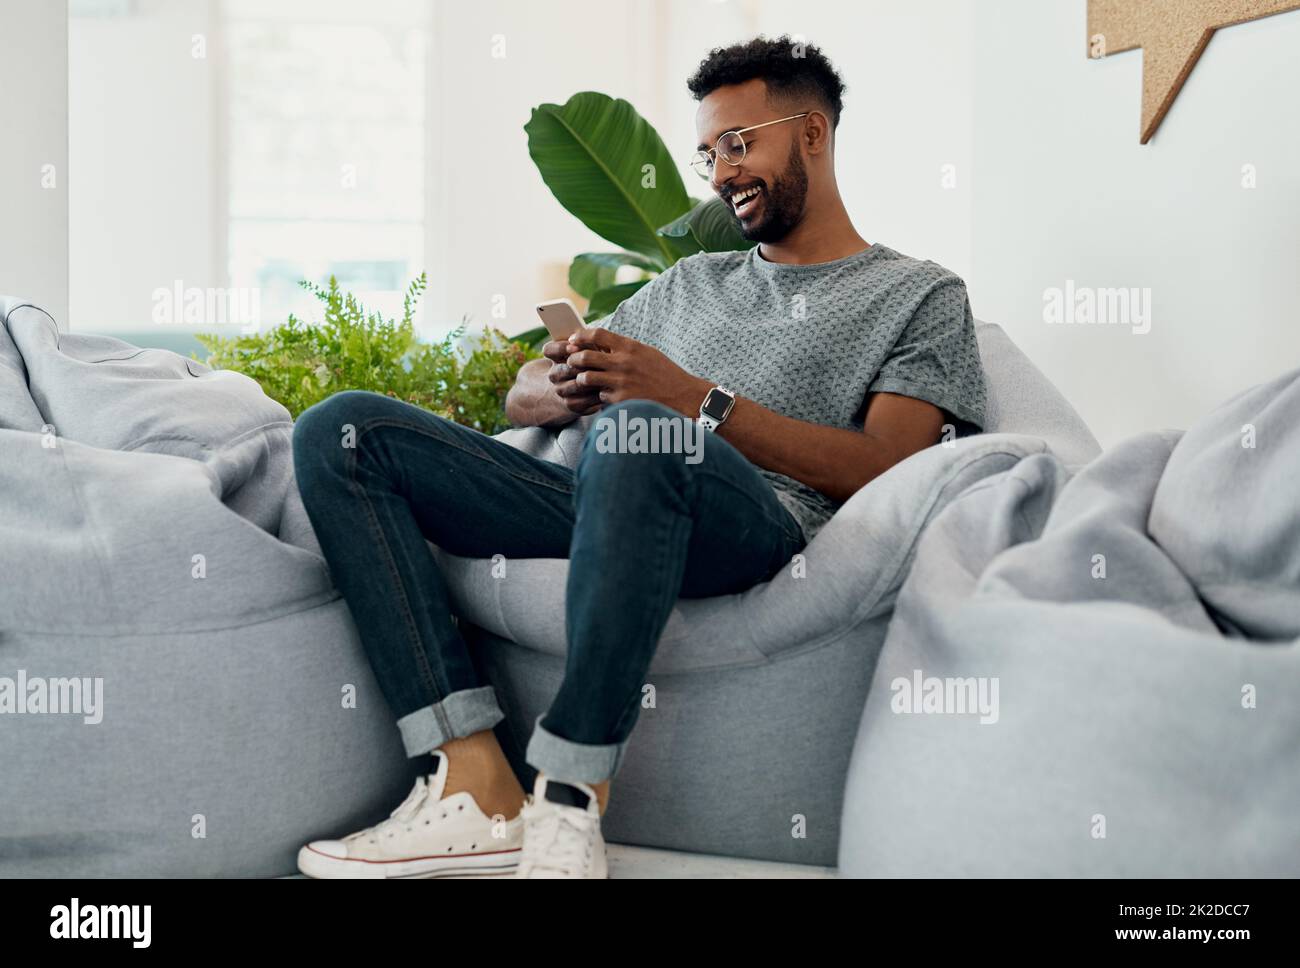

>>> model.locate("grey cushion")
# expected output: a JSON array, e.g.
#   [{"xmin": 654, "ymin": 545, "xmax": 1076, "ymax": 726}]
[
  {"xmin": 0, "ymin": 301, "xmax": 49, "ymax": 432},
  {"xmin": 838, "ymin": 363, "xmax": 1300, "ymax": 876},
  {"xmin": 0, "ymin": 302, "xmax": 417, "ymax": 877},
  {"xmin": 1148, "ymin": 367, "xmax": 1300, "ymax": 640},
  {"xmin": 972, "ymin": 321, "xmax": 1099, "ymax": 470}
]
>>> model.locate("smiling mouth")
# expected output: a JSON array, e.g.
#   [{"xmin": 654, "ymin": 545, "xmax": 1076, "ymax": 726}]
[{"xmin": 729, "ymin": 184, "xmax": 763, "ymax": 219}]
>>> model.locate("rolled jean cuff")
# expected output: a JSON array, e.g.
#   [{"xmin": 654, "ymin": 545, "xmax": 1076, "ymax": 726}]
[
  {"xmin": 395, "ymin": 685, "xmax": 504, "ymax": 758},
  {"xmin": 524, "ymin": 714, "xmax": 628, "ymax": 784}
]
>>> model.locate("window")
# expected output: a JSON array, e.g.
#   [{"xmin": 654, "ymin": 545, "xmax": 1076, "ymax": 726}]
[
  {"xmin": 69, "ymin": 0, "xmax": 429, "ymax": 340},
  {"xmin": 224, "ymin": 0, "xmax": 428, "ymax": 329}
]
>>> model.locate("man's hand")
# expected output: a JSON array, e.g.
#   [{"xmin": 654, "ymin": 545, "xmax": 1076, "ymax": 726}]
[
  {"xmin": 565, "ymin": 327, "xmax": 710, "ymax": 415},
  {"xmin": 542, "ymin": 339, "xmax": 604, "ymax": 417},
  {"xmin": 504, "ymin": 339, "xmax": 608, "ymax": 428}
]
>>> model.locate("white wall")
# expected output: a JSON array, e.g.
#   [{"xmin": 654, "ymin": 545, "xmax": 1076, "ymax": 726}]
[
  {"xmin": 969, "ymin": 0, "xmax": 1300, "ymax": 447},
  {"xmin": 68, "ymin": 0, "xmax": 219, "ymax": 333},
  {"xmin": 748, "ymin": 0, "xmax": 975, "ymax": 282},
  {"xmin": 0, "ymin": 0, "xmax": 69, "ymax": 326}
]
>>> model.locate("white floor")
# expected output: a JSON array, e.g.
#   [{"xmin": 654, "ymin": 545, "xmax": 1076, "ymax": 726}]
[
  {"xmin": 284, "ymin": 844, "xmax": 836, "ymax": 879},
  {"xmin": 607, "ymin": 844, "xmax": 836, "ymax": 879}
]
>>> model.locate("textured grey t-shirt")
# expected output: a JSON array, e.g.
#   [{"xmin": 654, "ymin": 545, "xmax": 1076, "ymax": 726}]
[{"xmin": 599, "ymin": 242, "xmax": 987, "ymax": 541}]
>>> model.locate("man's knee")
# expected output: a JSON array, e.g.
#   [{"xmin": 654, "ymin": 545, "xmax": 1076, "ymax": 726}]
[
  {"xmin": 293, "ymin": 390, "xmax": 420, "ymax": 481},
  {"xmin": 577, "ymin": 398, "xmax": 696, "ymax": 488}
]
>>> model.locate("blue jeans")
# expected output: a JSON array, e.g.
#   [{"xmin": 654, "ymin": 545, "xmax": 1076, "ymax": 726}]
[{"xmin": 291, "ymin": 391, "xmax": 806, "ymax": 784}]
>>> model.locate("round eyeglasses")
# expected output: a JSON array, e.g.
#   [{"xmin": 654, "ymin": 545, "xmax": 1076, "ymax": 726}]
[{"xmin": 689, "ymin": 113, "xmax": 809, "ymax": 179}]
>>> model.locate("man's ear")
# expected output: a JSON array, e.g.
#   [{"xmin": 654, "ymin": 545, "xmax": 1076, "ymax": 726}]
[{"xmin": 803, "ymin": 110, "xmax": 833, "ymax": 157}]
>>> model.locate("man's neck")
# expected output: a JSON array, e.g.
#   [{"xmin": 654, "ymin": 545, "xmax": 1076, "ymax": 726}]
[{"xmin": 756, "ymin": 194, "xmax": 869, "ymax": 266}]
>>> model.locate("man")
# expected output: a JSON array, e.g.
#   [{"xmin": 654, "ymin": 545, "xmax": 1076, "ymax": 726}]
[{"xmin": 292, "ymin": 35, "xmax": 986, "ymax": 879}]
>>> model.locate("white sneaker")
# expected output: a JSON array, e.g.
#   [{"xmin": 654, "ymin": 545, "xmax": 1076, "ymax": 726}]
[
  {"xmin": 297, "ymin": 750, "xmax": 523, "ymax": 878},
  {"xmin": 516, "ymin": 775, "xmax": 608, "ymax": 879}
]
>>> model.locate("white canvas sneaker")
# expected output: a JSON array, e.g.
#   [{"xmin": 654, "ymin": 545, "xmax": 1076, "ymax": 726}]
[
  {"xmin": 516, "ymin": 775, "xmax": 608, "ymax": 879},
  {"xmin": 297, "ymin": 750, "xmax": 523, "ymax": 878}
]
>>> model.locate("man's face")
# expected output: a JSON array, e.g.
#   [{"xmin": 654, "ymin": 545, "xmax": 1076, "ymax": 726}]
[{"xmin": 694, "ymin": 78, "xmax": 810, "ymax": 243}]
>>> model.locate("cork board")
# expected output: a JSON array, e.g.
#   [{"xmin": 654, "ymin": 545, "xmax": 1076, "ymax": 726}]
[{"xmin": 1088, "ymin": 0, "xmax": 1300, "ymax": 143}]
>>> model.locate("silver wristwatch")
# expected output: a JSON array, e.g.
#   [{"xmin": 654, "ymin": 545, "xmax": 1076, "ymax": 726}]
[{"xmin": 697, "ymin": 385, "xmax": 736, "ymax": 432}]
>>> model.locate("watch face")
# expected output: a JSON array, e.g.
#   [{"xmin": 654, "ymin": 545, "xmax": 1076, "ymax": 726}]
[{"xmin": 701, "ymin": 388, "xmax": 732, "ymax": 420}]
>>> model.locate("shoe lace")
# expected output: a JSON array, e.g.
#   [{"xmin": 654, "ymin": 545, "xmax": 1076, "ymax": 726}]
[
  {"xmin": 353, "ymin": 776, "xmax": 432, "ymax": 843},
  {"xmin": 518, "ymin": 795, "xmax": 598, "ymax": 875}
]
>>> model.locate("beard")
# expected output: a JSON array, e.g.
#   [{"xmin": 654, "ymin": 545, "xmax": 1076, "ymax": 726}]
[{"xmin": 730, "ymin": 141, "xmax": 809, "ymax": 243}]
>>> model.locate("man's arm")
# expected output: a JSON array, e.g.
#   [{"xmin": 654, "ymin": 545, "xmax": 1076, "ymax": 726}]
[
  {"xmin": 504, "ymin": 341, "xmax": 605, "ymax": 429},
  {"xmin": 700, "ymin": 390, "xmax": 945, "ymax": 504},
  {"xmin": 565, "ymin": 327, "xmax": 946, "ymax": 504}
]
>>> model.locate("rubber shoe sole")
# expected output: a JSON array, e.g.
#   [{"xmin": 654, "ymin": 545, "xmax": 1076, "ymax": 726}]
[{"xmin": 297, "ymin": 843, "xmax": 521, "ymax": 879}]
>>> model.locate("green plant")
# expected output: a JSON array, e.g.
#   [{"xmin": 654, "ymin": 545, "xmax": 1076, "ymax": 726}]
[
  {"xmin": 193, "ymin": 274, "xmax": 538, "ymax": 435},
  {"xmin": 515, "ymin": 91, "xmax": 754, "ymax": 345}
]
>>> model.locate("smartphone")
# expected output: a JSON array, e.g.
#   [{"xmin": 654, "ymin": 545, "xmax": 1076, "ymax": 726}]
[{"xmin": 535, "ymin": 298, "xmax": 587, "ymax": 342}]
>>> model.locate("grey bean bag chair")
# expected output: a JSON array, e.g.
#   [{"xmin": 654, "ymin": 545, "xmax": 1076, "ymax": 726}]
[
  {"xmin": 0, "ymin": 298, "xmax": 419, "ymax": 877},
  {"xmin": 838, "ymin": 365, "xmax": 1300, "ymax": 877},
  {"xmin": 440, "ymin": 321, "xmax": 1101, "ymax": 866},
  {"xmin": 0, "ymin": 291, "xmax": 1098, "ymax": 875}
]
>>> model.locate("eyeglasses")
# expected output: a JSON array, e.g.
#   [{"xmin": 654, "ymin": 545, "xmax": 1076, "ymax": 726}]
[{"xmin": 689, "ymin": 113, "xmax": 809, "ymax": 179}]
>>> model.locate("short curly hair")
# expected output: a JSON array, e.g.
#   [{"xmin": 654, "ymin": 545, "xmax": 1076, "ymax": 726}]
[{"xmin": 686, "ymin": 35, "xmax": 846, "ymax": 129}]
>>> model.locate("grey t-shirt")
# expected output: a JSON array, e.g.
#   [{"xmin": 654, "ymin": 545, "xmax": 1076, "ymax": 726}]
[{"xmin": 599, "ymin": 242, "xmax": 987, "ymax": 541}]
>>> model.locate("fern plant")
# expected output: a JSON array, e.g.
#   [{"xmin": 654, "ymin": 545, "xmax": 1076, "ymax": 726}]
[{"xmin": 193, "ymin": 273, "xmax": 537, "ymax": 435}]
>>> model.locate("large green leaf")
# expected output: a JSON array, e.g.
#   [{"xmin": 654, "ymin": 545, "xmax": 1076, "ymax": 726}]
[
  {"xmin": 526, "ymin": 92, "xmax": 693, "ymax": 266},
  {"xmin": 569, "ymin": 251, "xmax": 659, "ymax": 299},
  {"xmin": 512, "ymin": 325, "xmax": 551, "ymax": 349},
  {"xmin": 584, "ymin": 281, "xmax": 649, "ymax": 322},
  {"xmin": 655, "ymin": 195, "xmax": 709, "ymax": 260},
  {"xmin": 657, "ymin": 227, "xmax": 704, "ymax": 261},
  {"xmin": 658, "ymin": 196, "xmax": 754, "ymax": 256}
]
